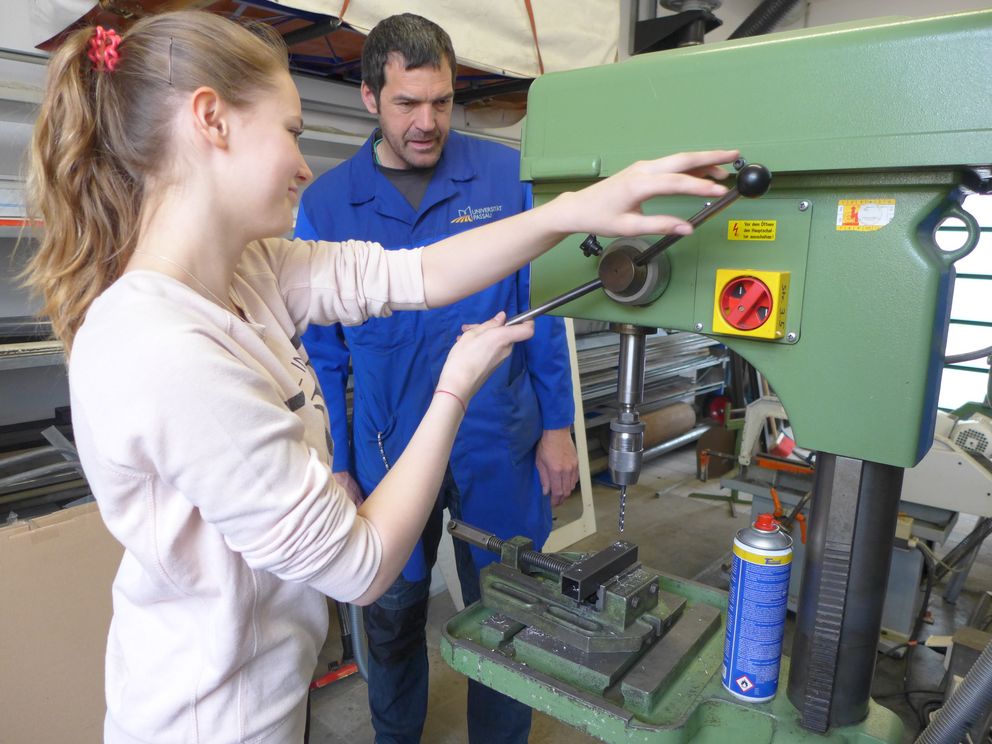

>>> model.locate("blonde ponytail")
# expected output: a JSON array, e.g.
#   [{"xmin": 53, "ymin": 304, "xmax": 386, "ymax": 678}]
[{"xmin": 23, "ymin": 11, "xmax": 288, "ymax": 351}]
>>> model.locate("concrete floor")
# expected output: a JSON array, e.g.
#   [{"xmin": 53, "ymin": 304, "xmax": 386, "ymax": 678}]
[{"xmin": 308, "ymin": 445, "xmax": 992, "ymax": 744}]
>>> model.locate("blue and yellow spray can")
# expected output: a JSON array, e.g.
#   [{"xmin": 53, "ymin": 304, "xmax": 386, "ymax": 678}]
[{"xmin": 721, "ymin": 513, "xmax": 793, "ymax": 702}]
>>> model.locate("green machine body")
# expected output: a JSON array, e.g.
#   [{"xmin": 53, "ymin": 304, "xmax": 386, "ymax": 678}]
[{"xmin": 523, "ymin": 9, "xmax": 991, "ymax": 468}]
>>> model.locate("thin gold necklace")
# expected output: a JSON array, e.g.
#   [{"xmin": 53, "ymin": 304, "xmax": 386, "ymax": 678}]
[{"xmin": 132, "ymin": 251, "xmax": 237, "ymax": 314}]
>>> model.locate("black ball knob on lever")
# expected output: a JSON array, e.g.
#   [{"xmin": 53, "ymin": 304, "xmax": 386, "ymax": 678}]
[{"xmin": 735, "ymin": 162, "xmax": 773, "ymax": 199}]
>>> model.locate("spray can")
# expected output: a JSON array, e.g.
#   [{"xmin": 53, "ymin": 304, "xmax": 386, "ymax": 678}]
[{"xmin": 721, "ymin": 513, "xmax": 793, "ymax": 702}]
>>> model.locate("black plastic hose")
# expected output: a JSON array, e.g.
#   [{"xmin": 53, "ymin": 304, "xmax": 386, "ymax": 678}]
[{"xmin": 728, "ymin": 0, "xmax": 802, "ymax": 39}]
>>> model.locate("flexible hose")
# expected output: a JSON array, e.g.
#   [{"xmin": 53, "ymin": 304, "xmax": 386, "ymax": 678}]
[
  {"xmin": 728, "ymin": 0, "xmax": 802, "ymax": 39},
  {"xmin": 945, "ymin": 345, "xmax": 992, "ymax": 365},
  {"xmin": 933, "ymin": 518, "xmax": 992, "ymax": 582},
  {"xmin": 914, "ymin": 637, "xmax": 992, "ymax": 744},
  {"xmin": 347, "ymin": 602, "xmax": 369, "ymax": 682}
]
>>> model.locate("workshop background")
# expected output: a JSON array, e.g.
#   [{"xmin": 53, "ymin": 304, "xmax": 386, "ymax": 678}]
[{"xmin": 1, "ymin": 1, "xmax": 991, "ymax": 743}]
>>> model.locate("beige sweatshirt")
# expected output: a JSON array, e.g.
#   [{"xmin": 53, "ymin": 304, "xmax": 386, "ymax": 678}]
[{"xmin": 68, "ymin": 238, "xmax": 426, "ymax": 744}]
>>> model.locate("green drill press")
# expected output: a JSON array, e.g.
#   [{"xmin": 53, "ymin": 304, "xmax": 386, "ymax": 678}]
[{"xmin": 441, "ymin": 8, "xmax": 992, "ymax": 743}]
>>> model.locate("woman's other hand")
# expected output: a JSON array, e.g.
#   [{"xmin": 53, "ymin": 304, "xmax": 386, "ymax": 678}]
[{"xmin": 436, "ymin": 312, "xmax": 534, "ymax": 404}]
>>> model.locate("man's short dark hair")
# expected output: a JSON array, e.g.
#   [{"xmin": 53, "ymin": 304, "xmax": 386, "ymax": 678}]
[{"xmin": 361, "ymin": 13, "xmax": 456, "ymax": 101}]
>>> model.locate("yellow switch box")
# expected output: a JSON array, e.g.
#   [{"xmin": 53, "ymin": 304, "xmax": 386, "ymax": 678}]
[{"xmin": 712, "ymin": 269, "xmax": 790, "ymax": 340}]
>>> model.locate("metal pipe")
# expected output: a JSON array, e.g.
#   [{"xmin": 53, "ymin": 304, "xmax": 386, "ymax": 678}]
[
  {"xmin": 0, "ymin": 478, "xmax": 88, "ymax": 506},
  {"xmin": 0, "ymin": 446, "xmax": 57, "ymax": 469},
  {"xmin": 0, "ymin": 461, "xmax": 80, "ymax": 489},
  {"xmin": 634, "ymin": 186, "xmax": 742, "ymax": 266},
  {"xmin": 506, "ymin": 278, "xmax": 604, "ymax": 326},
  {"xmin": 0, "ymin": 486, "xmax": 91, "ymax": 512},
  {"xmin": 281, "ymin": 18, "xmax": 342, "ymax": 47},
  {"xmin": 640, "ymin": 424, "xmax": 709, "ymax": 461},
  {"xmin": 346, "ymin": 603, "xmax": 369, "ymax": 682},
  {"xmin": 616, "ymin": 327, "xmax": 648, "ymax": 407}
]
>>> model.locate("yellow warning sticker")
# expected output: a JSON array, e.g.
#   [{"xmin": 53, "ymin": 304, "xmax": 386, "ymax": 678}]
[
  {"xmin": 836, "ymin": 199, "xmax": 896, "ymax": 231},
  {"xmin": 727, "ymin": 220, "xmax": 777, "ymax": 241}
]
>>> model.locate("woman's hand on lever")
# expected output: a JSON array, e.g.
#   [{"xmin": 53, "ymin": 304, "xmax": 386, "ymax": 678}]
[
  {"xmin": 543, "ymin": 149, "xmax": 739, "ymax": 238},
  {"xmin": 436, "ymin": 312, "xmax": 535, "ymax": 404}
]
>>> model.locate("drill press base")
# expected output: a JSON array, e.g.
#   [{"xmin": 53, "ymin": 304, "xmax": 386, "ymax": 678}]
[{"xmin": 440, "ymin": 571, "xmax": 903, "ymax": 744}]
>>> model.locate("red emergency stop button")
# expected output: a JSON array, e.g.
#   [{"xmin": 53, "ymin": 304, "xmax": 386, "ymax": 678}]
[{"xmin": 719, "ymin": 276, "xmax": 773, "ymax": 330}]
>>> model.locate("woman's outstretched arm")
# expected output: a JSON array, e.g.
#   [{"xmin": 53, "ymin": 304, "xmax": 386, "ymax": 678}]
[{"xmin": 421, "ymin": 150, "xmax": 738, "ymax": 307}]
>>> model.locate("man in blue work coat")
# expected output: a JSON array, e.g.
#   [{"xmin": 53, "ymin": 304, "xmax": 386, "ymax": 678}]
[{"xmin": 297, "ymin": 13, "xmax": 579, "ymax": 744}]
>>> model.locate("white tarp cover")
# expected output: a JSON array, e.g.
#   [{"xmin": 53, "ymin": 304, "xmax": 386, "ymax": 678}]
[
  {"xmin": 271, "ymin": 0, "xmax": 619, "ymax": 78},
  {"xmin": 24, "ymin": 0, "xmax": 96, "ymax": 47},
  {"xmin": 22, "ymin": 1, "xmax": 617, "ymax": 77}
]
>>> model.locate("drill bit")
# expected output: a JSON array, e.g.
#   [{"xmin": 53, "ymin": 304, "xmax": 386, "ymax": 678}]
[{"xmin": 618, "ymin": 485, "xmax": 627, "ymax": 532}]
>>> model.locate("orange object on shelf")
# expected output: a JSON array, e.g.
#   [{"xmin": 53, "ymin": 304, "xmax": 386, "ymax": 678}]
[{"xmin": 753, "ymin": 455, "xmax": 813, "ymax": 476}]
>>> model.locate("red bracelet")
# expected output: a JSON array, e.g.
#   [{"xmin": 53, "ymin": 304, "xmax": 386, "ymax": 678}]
[{"xmin": 434, "ymin": 388, "xmax": 467, "ymax": 413}]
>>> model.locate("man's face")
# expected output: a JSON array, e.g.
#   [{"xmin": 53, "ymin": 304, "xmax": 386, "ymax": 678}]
[{"xmin": 361, "ymin": 53, "xmax": 454, "ymax": 170}]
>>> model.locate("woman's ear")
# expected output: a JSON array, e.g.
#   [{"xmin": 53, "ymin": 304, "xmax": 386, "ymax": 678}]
[{"xmin": 189, "ymin": 86, "xmax": 229, "ymax": 149}]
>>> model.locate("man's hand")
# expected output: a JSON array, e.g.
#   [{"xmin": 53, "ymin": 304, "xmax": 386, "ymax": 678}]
[
  {"xmin": 333, "ymin": 470, "xmax": 365, "ymax": 507},
  {"xmin": 535, "ymin": 427, "xmax": 579, "ymax": 507}
]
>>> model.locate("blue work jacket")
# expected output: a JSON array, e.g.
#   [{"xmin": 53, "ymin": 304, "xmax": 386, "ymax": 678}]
[{"xmin": 297, "ymin": 131, "xmax": 574, "ymax": 580}]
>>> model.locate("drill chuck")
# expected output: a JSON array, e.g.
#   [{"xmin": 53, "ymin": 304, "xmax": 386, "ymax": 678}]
[{"xmin": 609, "ymin": 414, "xmax": 645, "ymax": 486}]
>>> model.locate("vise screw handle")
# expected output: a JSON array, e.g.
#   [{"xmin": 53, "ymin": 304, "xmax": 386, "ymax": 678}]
[{"xmin": 447, "ymin": 519, "xmax": 572, "ymax": 575}]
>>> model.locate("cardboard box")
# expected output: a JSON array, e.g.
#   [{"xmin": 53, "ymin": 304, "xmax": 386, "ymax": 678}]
[{"xmin": 0, "ymin": 502, "xmax": 123, "ymax": 744}]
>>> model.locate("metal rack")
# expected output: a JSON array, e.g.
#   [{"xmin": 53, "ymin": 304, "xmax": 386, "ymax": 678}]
[
  {"xmin": 0, "ymin": 181, "xmax": 81, "ymax": 520},
  {"xmin": 0, "ymin": 317, "xmax": 63, "ymax": 371},
  {"xmin": 576, "ymin": 330, "xmax": 726, "ymax": 426}
]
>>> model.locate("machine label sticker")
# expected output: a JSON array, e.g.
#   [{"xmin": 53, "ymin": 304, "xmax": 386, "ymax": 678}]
[
  {"xmin": 727, "ymin": 220, "xmax": 777, "ymax": 241},
  {"xmin": 836, "ymin": 199, "xmax": 896, "ymax": 231}
]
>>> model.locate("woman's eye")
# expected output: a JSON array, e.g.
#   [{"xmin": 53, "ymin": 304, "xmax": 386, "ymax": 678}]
[{"xmin": 289, "ymin": 128, "xmax": 304, "ymax": 140}]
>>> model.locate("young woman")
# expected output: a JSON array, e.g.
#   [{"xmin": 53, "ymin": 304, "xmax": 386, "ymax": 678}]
[{"xmin": 24, "ymin": 10, "xmax": 736, "ymax": 743}]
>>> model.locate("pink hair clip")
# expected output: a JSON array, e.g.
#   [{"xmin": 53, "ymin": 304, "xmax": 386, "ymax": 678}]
[{"xmin": 87, "ymin": 26, "xmax": 122, "ymax": 73}]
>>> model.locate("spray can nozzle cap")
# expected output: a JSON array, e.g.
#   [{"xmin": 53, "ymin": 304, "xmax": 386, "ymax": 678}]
[{"xmin": 753, "ymin": 513, "xmax": 778, "ymax": 532}]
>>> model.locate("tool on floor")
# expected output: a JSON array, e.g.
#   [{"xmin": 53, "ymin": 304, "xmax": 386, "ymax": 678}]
[{"xmin": 309, "ymin": 601, "xmax": 362, "ymax": 690}]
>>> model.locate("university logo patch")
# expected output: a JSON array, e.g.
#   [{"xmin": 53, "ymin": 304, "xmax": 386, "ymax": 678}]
[{"xmin": 450, "ymin": 203, "xmax": 504, "ymax": 224}]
